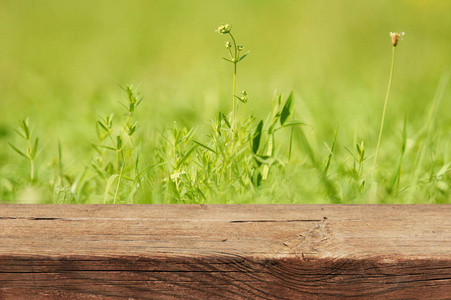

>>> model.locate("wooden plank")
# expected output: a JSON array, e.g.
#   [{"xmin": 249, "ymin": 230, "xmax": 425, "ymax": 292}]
[{"xmin": 0, "ymin": 205, "xmax": 450, "ymax": 299}]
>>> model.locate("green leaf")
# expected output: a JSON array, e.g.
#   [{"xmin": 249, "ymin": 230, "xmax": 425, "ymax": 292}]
[
  {"xmin": 176, "ymin": 127, "xmax": 194, "ymax": 146},
  {"xmin": 118, "ymin": 101, "xmax": 128, "ymax": 111},
  {"xmin": 216, "ymin": 113, "xmax": 222, "ymax": 135},
  {"xmin": 90, "ymin": 161, "xmax": 106, "ymax": 179},
  {"xmin": 197, "ymin": 187, "xmax": 206, "ymax": 201},
  {"xmin": 103, "ymin": 174, "xmax": 119, "ymax": 204},
  {"xmin": 323, "ymin": 124, "xmax": 339, "ymax": 176},
  {"xmin": 30, "ymin": 137, "xmax": 39, "ymax": 159},
  {"xmin": 136, "ymin": 97, "xmax": 143, "ymax": 109},
  {"xmin": 401, "ymin": 116, "xmax": 407, "ymax": 153},
  {"xmin": 128, "ymin": 123, "xmax": 136, "ymax": 136},
  {"xmin": 221, "ymin": 112, "xmax": 231, "ymax": 128},
  {"xmin": 221, "ymin": 57, "xmax": 234, "ymax": 63},
  {"xmin": 58, "ymin": 139, "xmax": 63, "ymax": 182},
  {"xmin": 116, "ymin": 136, "xmax": 122, "ymax": 150},
  {"xmin": 344, "ymin": 146, "xmax": 357, "ymax": 161},
  {"xmin": 107, "ymin": 113, "xmax": 114, "ymax": 128},
  {"xmin": 14, "ymin": 129, "xmax": 26, "ymax": 139},
  {"xmin": 8, "ymin": 142, "xmax": 28, "ymax": 159},
  {"xmin": 234, "ymin": 95, "xmax": 247, "ymax": 104},
  {"xmin": 20, "ymin": 119, "xmax": 30, "ymax": 140},
  {"xmin": 436, "ymin": 162, "xmax": 451, "ymax": 179},
  {"xmin": 252, "ymin": 120, "xmax": 264, "ymax": 154},
  {"xmin": 120, "ymin": 175, "xmax": 134, "ymax": 181},
  {"xmin": 288, "ymin": 119, "xmax": 295, "ymax": 161},
  {"xmin": 273, "ymin": 120, "xmax": 309, "ymax": 133},
  {"xmin": 280, "ymin": 92, "xmax": 294, "ymax": 126},
  {"xmin": 282, "ymin": 120, "xmax": 308, "ymax": 128},
  {"xmin": 237, "ymin": 51, "xmax": 251, "ymax": 62},
  {"xmin": 268, "ymin": 119, "xmax": 278, "ymax": 135},
  {"xmin": 349, "ymin": 169, "xmax": 359, "ymax": 181},
  {"xmin": 253, "ymin": 171, "xmax": 262, "ymax": 186},
  {"xmin": 168, "ymin": 174, "xmax": 180, "ymax": 200},
  {"xmin": 253, "ymin": 154, "xmax": 273, "ymax": 165},
  {"xmin": 277, "ymin": 94, "xmax": 283, "ymax": 106},
  {"xmin": 193, "ymin": 140, "xmax": 216, "ymax": 153},
  {"xmin": 94, "ymin": 144, "xmax": 116, "ymax": 151},
  {"xmin": 230, "ymin": 146, "xmax": 248, "ymax": 161},
  {"xmin": 97, "ymin": 121, "xmax": 109, "ymax": 132},
  {"xmin": 176, "ymin": 146, "xmax": 195, "ymax": 169},
  {"xmin": 356, "ymin": 141, "xmax": 365, "ymax": 159}
]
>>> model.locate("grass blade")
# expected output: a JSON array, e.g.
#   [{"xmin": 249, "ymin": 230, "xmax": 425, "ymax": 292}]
[
  {"xmin": 20, "ymin": 119, "xmax": 30, "ymax": 140},
  {"xmin": 221, "ymin": 112, "xmax": 231, "ymax": 128},
  {"xmin": 8, "ymin": 142, "xmax": 28, "ymax": 159},
  {"xmin": 280, "ymin": 92, "xmax": 293, "ymax": 126},
  {"xmin": 193, "ymin": 140, "xmax": 216, "ymax": 153},
  {"xmin": 176, "ymin": 146, "xmax": 196, "ymax": 169},
  {"xmin": 30, "ymin": 137, "xmax": 39, "ymax": 159},
  {"xmin": 93, "ymin": 143, "xmax": 116, "ymax": 151},
  {"xmin": 252, "ymin": 120, "xmax": 263, "ymax": 154},
  {"xmin": 103, "ymin": 174, "xmax": 119, "ymax": 204},
  {"xmin": 388, "ymin": 116, "xmax": 407, "ymax": 194},
  {"xmin": 323, "ymin": 124, "xmax": 339, "ymax": 176}
]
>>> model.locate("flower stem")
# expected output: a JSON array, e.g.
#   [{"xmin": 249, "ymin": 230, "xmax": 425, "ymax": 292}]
[
  {"xmin": 233, "ymin": 62, "xmax": 237, "ymax": 123},
  {"xmin": 228, "ymin": 32, "xmax": 238, "ymax": 125},
  {"xmin": 373, "ymin": 46, "xmax": 396, "ymax": 178}
]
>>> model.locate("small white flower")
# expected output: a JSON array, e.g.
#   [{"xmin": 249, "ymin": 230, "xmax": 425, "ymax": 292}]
[
  {"xmin": 217, "ymin": 24, "xmax": 231, "ymax": 34},
  {"xmin": 390, "ymin": 32, "xmax": 405, "ymax": 47}
]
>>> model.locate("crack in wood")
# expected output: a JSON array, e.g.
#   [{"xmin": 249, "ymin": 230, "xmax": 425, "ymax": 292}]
[
  {"xmin": 0, "ymin": 217, "xmax": 66, "ymax": 221},
  {"xmin": 230, "ymin": 219, "xmax": 323, "ymax": 223}
]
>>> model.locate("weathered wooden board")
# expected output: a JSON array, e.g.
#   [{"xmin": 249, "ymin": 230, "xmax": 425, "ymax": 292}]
[{"xmin": 0, "ymin": 205, "xmax": 450, "ymax": 299}]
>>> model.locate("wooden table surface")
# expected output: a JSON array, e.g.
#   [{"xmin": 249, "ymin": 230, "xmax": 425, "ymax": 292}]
[{"xmin": 1, "ymin": 205, "xmax": 450, "ymax": 299}]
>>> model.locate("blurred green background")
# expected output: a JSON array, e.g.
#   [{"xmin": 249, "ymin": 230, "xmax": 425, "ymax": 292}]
[{"xmin": 0, "ymin": 0, "xmax": 450, "ymax": 201}]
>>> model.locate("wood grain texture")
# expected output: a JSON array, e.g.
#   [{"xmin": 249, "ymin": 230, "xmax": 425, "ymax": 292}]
[{"xmin": 0, "ymin": 205, "xmax": 450, "ymax": 299}]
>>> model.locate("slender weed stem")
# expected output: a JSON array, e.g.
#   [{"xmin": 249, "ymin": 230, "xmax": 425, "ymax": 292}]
[
  {"xmin": 217, "ymin": 24, "xmax": 250, "ymax": 129},
  {"xmin": 229, "ymin": 32, "xmax": 238, "ymax": 123},
  {"xmin": 233, "ymin": 62, "xmax": 237, "ymax": 123},
  {"xmin": 373, "ymin": 45, "xmax": 396, "ymax": 178}
]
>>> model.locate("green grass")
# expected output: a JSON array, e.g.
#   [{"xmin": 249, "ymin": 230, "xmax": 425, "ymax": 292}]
[{"xmin": 0, "ymin": 1, "xmax": 450, "ymax": 204}]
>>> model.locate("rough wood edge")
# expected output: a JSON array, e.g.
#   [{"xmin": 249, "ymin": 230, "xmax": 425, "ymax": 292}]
[{"xmin": 1, "ymin": 205, "xmax": 450, "ymax": 299}]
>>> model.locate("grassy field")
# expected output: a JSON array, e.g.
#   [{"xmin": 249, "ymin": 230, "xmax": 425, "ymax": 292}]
[{"xmin": 0, "ymin": 1, "xmax": 450, "ymax": 204}]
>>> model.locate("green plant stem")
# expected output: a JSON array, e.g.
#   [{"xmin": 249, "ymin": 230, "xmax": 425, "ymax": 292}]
[
  {"xmin": 240, "ymin": 103, "xmax": 247, "ymax": 124},
  {"xmin": 262, "ymin": 133, "xmax": 275, "ymax": 180},
  {"xmin": 373, "ymin": 46, "xmax": 396, "ymax": 178},
  {"xmin": 58, "ymin": 140, "xmax": 63, "ymax": 185},
  {"xmin": 117, "ymin": 151, "xmax": 121, "ymax": 174},
  {"xmin": 233, "ymin": 62, "xmax": 237, "ymax": 123},
  {"xmin": 30, "ymin": 159, "xmax": 35, "ymax": 183},
  {"xmin": 228, "ymin": 32, "xmax": 238, "ymax": 125},
  {"xmin": 113, "ymin": 163, "xmax": 125, "ymax": 204},
  {"xmin": 27, "ymin": 139, "xmax": 35, "ymax": 183},
  {"xmin": 227, "ymin": 32, "xmax": 238, "ymax": 182},
  {"xmin": 120, "ymin": 112, "xmax": 132, "ymax": 141},
  {"xmin": 116, "ymin": 112, "xmax": 132, "ymax": 172}
]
